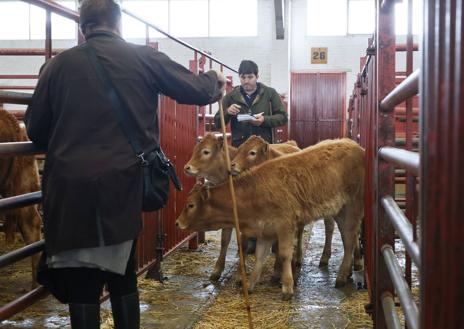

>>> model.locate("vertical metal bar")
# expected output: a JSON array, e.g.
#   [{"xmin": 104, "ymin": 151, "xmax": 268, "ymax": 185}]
[
  {"xmin": 45, "ymin": 10, "xmax": 52, "ymax": 60},
  {"xmin": 209, "ymin": 58, "xmax": 213, "ymax": 115},
  {"xmin": 188, "ymin": 52, "xmax": 200, "ymax": 250},
  {"xmin": 364, "ymin": 52, "xmax": 376, "ymax": 301},
  {"xmin": 404, "ymin": 0, "xmax": 415, "ymax": 289},
  {"xmin": 375, "ymin": 0, "xmax": 396, "ymax": 328},
  {"xmin": 421, "ymin": 0, "xmax": 464, "ymax": 328},
  {"xmin": 145, "ymin": 24, "xmax": 149, "ymax": 46}
]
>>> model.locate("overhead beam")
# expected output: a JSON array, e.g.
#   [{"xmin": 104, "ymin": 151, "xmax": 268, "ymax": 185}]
[{"xmin": 274, "ymin": 0, "xmax": 285, "ymax": 39}]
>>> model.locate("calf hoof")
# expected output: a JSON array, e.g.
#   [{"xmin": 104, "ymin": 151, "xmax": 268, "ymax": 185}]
[
  {"xmin": 318, "ymin": 259, "xmax": 329, "ymax": 268},
  {"xmin": 335, "ymin": 279, "xmax": 347, "ymax": 288},
  {"xmin": 209, "ymin": 272, "xmax": 221, "ymax": 281},
  {"xmin": 282, "ymin": 293, "xmax": 293, "ymax": 301}
]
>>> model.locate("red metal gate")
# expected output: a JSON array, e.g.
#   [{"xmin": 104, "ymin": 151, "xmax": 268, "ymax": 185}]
[
  {"xmin": 348, "ymin": 0, "xmax": 464, "ymax": 328},
  {"xmin": 290, "ymin": 72, "xmax": 346, "ymax": 147}
]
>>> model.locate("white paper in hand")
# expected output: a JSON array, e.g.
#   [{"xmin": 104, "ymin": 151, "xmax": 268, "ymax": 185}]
[
  {"xmin": 237, "ymin": 114, "xmax": 255, "ymax": 122},
  {"xmin": 237, "ymin": 112, "xmax": 264, "ymax": 122}
]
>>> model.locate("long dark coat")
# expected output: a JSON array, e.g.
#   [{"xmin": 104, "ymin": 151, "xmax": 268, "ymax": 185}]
[{"xmin": 25, "ymin": 31, "xmax": 222, "ymax": 255}]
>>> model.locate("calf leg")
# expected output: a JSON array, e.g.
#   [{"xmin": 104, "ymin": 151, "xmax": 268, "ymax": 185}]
[
  {"xmin": 295, "ymin": 223, "xmax": 305, "ymax": 267},
  {"xmin": 234, "ymin": 233, "xmax": 251, "ymax": 286},
  {"xmin": 319, "ymin": 217, "xmax": 335, "ymax": 267},
  {"xmin": 210, "ymin": 228, "xmax": 233, "ymax": 281},
  {"xmin": 16, "ymin": 206, "xmax": 42, "ymax": 287},
  {"xmin": 278, "ymin": 233, "xmax": 295, "ymax": 300},
  {"xmin": 334, "ymin": 206, "xmax": 362, "ymax": 288},
  {"xmin": 247, "ymin": 239, "xmax": 273, "ymax": 293},
  {"xmin": 270, "ymin": 241, "xmax": 282, "ymax": 285},
  {"xmin": 3, "ymin": 215, "xmax": 18, "ymax": 245}
]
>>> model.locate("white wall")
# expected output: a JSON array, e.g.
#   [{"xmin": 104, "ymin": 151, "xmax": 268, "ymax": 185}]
[
  {"xmin": 0, "ymin": 0, "xmax": 290, "ymax": 96},
  {"xmin": 0, "ymin": 0, "xmax": 421, "ymax": 109},
  {"xmin": 290, "ymin": 0, "xmax": 371, "ymax": 107}
]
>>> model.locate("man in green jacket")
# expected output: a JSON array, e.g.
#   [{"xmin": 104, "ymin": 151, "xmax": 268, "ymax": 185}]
[
  {"xmin": 214, "ymin": 60, "xmax": 288, "ymax": 254},
  {"xmin": 214, "ymin": 60, "xmax": 288, "ymax": 147}
]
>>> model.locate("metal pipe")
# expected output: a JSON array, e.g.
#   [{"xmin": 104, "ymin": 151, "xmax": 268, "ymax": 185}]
[
  {"xmin": 0, "ymin": 87, "xmax": 35, "ymax": 90},
  {"xmin": 396, "ymin": 44, "xmax": 419, "ymax": 51},
  {"xmin": 0, "ymin": 49, "xmax": 63, "ymax": 56},
  {"xmin": 380, "ymin": 69, "xmax": 420, "ymax": 111},
  {"xmin": 381, "ymin": 196, "xmax": 421, "ymax": 268},
  {"xmin": 381, "ymin": 292, "xmax": 402, "ymax": 329},
  {"xmin": 0, "ymin": 75, "xmax": 38, "ymax": 79},
  {"xmin": 0, "ymin": 286, "xmax": 48, "ymax": 322},
  {"xmin": 22, "ymin": 0, "xmax": 79, "ymax": 22},
  {"xmin": 0, "ymin": 240, "xmax": 44, "ymax": 269},
  {"xmin": 378, "ymin": 147, "xmax": 420, "ymax": 176},
  {"xmin": 0, "ymin": 191, "xmax": 42, "ymax": 212},
  {"xmin": 0, "ymin": 91, "xmax": 32, "ymax": 105},
  {"xmin": 122, "ymin": 9, "xmax": 238, "ymax": 74},
  {"xmin": 0, "ymin": 142, "xmax": 42, "ymax": 156},
  {"xmin": 382, "ymin": 245, "xmax": 419, "ymax": 329}
]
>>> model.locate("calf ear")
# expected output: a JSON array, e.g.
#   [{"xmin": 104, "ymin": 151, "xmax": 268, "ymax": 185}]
[
  {"xmin": 261, "ymin": 142, "xmax": 269, "ymax": 157},
  {"xmin": 200, "ymin": 186, "xmax": 210, "ymax": 201},
  {"xmin": 216, "ymin": 135, "xmax": 224, "ymax": 145}
]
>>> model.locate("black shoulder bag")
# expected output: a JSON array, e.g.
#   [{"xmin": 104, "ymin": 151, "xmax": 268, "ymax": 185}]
[{"xmin": 84, "ymin": 44, "xmax": 182, "ymax": 212}]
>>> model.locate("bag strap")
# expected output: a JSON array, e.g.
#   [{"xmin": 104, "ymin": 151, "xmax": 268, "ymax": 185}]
[{"xmin": 84, "ymin": 43, "xmax": 148, "ymax": 164}]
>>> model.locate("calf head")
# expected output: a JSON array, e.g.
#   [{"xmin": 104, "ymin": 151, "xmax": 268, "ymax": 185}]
[
  {"xmin": 184, "ymin": 133, "xmax": 229, "ymax": 184},
  {"xmin": 176, "ymin": 184, "xmax": 230, "ymax": 232},
  {"xmin": 231, "ymin": 135, "xmax": 271, "ymax": 175}
]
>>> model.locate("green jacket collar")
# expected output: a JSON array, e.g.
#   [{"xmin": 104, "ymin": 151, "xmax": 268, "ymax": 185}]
[{"xmin": 229, "ymin": 82, "xmax": 266, "ymax": 107}]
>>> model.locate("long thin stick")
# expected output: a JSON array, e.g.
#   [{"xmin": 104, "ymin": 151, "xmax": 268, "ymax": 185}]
[{"xmin": 217, "ymin": 100, "xmax": 254, "ymax": 329}]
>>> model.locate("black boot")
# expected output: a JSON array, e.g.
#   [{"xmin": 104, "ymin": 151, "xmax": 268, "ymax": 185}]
[
  {"xmin": 110, "ymin": 291, "xmax": 140, "ymax": 329},
  {"xmin": 69, "ymin": 303, "xmax": 100, "ymax": 329}
]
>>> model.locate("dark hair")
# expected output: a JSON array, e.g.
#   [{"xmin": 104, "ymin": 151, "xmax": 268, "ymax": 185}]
[
  {"xmin": 238, "ymin": 60, "xmax": 259, "ymax": 76},
  {"xmin": 79, "ymin": 0, "xmax": 121, "ymax": 35}
]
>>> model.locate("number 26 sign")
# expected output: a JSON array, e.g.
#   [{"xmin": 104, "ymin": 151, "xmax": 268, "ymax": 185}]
[{"xmin": 311, "ymin": 47, "xmax": 328, "ymax": 64}]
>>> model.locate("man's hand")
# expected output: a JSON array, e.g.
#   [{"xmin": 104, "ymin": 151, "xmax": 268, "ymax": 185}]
[
  {"xmin": 250, "ymin": 114, "xmax": 264, "ymax": 126},
  {"xmin": 227, "ymin": 104, "xmax": 241, "ymax": 116}
]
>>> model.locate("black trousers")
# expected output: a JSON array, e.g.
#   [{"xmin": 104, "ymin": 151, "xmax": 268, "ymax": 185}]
[{"xmin": 50, "ymin": 241, "xmax": 138, "ymax": 304}]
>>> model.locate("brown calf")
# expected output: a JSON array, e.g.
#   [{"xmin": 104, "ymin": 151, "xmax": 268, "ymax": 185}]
[
  {"xmin": 177, "ymin": 139, "xmax": 365, "ymax": 300},
  {"xmin": 231, "ymin": 136, "xmax": 362, "ymax": 271},
  {"xmin": 183, "ymin": 133, "xmax": 300, "ymax": 281},
  {"xmin": 0, "ymin": 109, "xmax": 42, "ymax": 286}
]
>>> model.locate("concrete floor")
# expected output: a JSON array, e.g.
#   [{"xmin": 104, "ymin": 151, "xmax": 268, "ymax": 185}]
[{"xmin": 0, "ymin": 220, "xmax": 371, "ymax": 328}]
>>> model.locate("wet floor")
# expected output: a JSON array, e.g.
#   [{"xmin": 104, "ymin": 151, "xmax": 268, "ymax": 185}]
[{"xmin": 1, "ymin": 221, "xmax": 373, "ymax": 328}]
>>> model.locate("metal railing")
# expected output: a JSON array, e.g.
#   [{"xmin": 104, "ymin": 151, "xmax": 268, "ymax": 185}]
[
  {"xmin": 382, "ymin": 246, "xmax": 419, "ymax": 329},
  {"xmin": 378, "ymin": 147, "xmax": 419, "ymax": 176},
  {"xmin": 377, "ymin": 56, "xmax": 420, "ymax": 329},
  {"xmin": 380, "ymin": 69, "xmax": 420, "ymax": 111},
  {"xmin": 348, "ymin": 1, "xmax": 422, "ymax": 328}
]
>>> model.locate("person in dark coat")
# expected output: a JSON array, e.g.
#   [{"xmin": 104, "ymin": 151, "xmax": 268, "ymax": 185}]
[
  {"xmin": 24, "ymin": 0, "xmax": 225, "ymax": 327},
  {"xmin": 214, "ymin": 60, "xmax": 287, "ymax": 254}
]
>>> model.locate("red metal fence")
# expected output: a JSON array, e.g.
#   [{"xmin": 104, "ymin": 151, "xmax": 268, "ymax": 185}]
[
  {"xmin": 0, "ymin": 0, "xmax": 237, "ymax": 321},
  {"xmin": 348, "ymin": 0, "xmax": 464, "ymax": 328}
]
